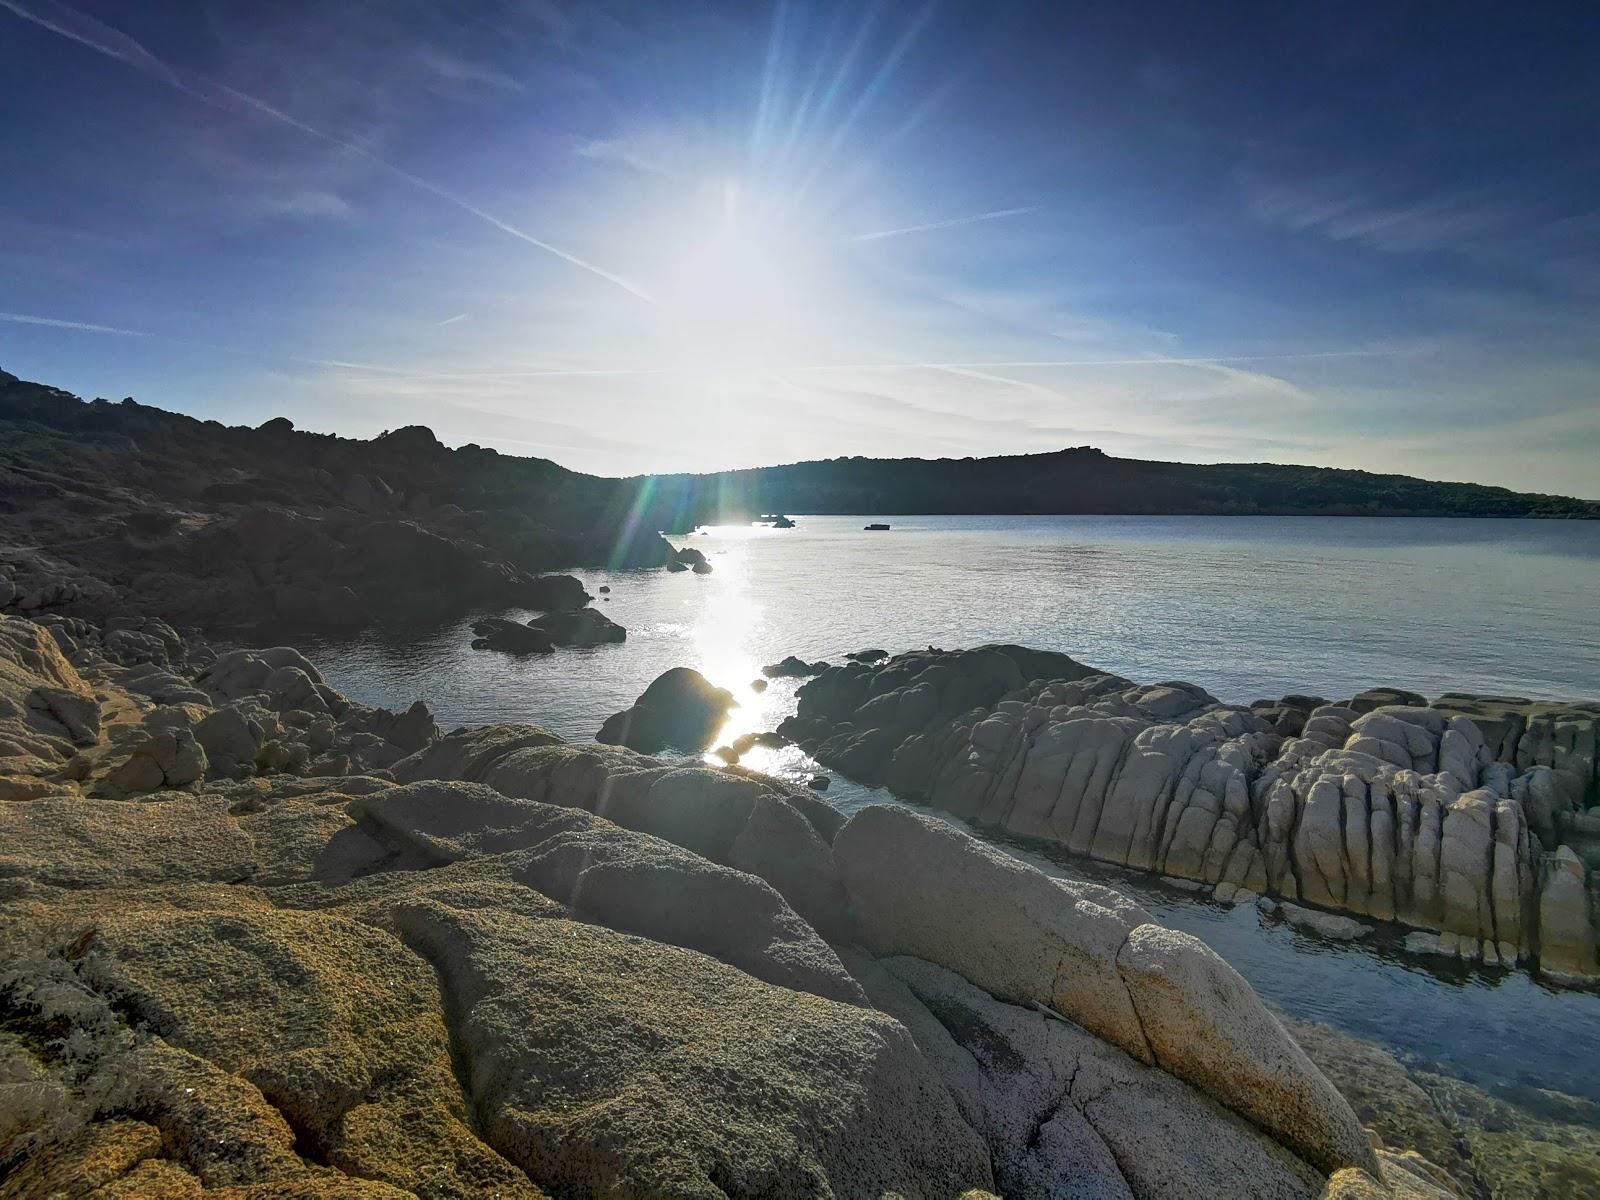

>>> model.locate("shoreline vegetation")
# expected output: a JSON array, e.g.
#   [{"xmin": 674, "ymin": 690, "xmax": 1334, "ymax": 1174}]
[{"xmin": 2, "ymin": 368, "xmax": 1598, "ymax": 1197}]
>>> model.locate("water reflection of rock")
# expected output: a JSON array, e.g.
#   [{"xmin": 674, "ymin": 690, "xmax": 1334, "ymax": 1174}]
[{"xmin": 1288, "ymin": 1016, "xmax": 1600, "ymax": 1200}]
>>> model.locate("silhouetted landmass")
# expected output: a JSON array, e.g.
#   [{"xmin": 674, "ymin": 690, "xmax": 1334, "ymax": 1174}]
[
  {"xmin": 622, "ymin": 446, "xmax": 1600, "ymax": 525},
  {"xmin": 3, "ymin": 367, "xmax": 1593, "ymax": 637}
]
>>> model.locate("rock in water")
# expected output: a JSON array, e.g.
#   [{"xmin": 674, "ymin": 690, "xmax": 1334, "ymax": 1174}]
[
  {"xmin": 597, "ymin": 667, "xmax": 736, "ymax": 752},
  {"xmin": 530, "ymin": 606, "xmax": 626, "ymax": 647},
  {"xmin": 762, "ymin": 654, "xmax": 828, "ymax": 678},
  {"xmin": 526, "ymin": 573, "xmax": 592, "ymax": 612},
  {"xmin": 470, "ymin": 617, "xmax": 555, "ymax": 654},
  {"xmin": 674, "ymin": 545, "xmax": 714, "ymax": 574}
]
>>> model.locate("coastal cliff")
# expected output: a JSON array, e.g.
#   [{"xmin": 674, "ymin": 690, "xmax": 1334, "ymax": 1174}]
[
  {"xmin": 0, "ymin": 608, "xmax": 1476, "ymax": 1198},
  {"xmin": 778, "ymin": 647, "xmax": 1600, "ymax": 985}
]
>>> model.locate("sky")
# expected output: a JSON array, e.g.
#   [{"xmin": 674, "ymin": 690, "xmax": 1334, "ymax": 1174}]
[{"xmin": 1, "ymin": 1, "xmax": 1597, "ymax": 496}]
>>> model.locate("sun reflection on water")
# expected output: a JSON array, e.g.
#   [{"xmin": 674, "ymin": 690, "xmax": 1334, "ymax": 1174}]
[{"xmin": 668, "ymin": 526, "xmax": 806, "ymax": 770}]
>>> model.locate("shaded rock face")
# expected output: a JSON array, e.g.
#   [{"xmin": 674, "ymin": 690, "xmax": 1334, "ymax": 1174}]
[
  {"xmin": 0, "ymin": 374, "xmax": 686, "ymax": 636},
  {"xmin": 471, "ymin": 616, "xmax": 555, "ymax": 654},
  {"xmin": 0, "ymin": 617, "xmax": 1454, "ymax": 1197},
  {"xmin": 529, "ymin": 605, "xmax": 625, "ymax": 647},
  {"xmin": 763, "ymin": 654, "xmax": 829, "ymax": 678},
  {"xmin": 596, "ymin": 666, "xmax": 736, "ymax": 753},
  {"xmin": 784, "ymin": 647, "xmax": 1600, "ymax": 986},
  {"xmin": 471, "ymin": 607, "xmax": 626, "ymax": 653},
  {"xmin": 525, "ymin": 573, "xmax": 590, "ymax": 613}
]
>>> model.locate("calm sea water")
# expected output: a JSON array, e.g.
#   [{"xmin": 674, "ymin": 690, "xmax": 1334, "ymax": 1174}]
[{"xmin": 302, "ymin": 515, "xmax": 1600, "ymax": 1112}]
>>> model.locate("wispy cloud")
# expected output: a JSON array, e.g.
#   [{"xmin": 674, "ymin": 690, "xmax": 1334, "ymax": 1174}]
[
  {"xmin": 845, "ymin": 205, "xmax": 1036, "ymax": 243},
  {"xmin": 0, "ymin": 0, "xmax": 653, "ymax": 303},
  {"xmin": 414, "ymin": 48, "xmax": 523, "ymax": 95},
  {"xmin": 437, "ymin": 312, "xmax": 469, "ymax": 326},
  {"xmin": 0, "ymin": 310, "xmax": 147, "ymax": 336},
  {"xmin": 264, "ymin": 189, "xmax": 352, "ymax": 221},
  {"xmin": 1244, "ymin": 174, "xmax": 1514, "ymax": 255},
  {"xmin": 312, "ymin": 346, "xmax": 1394, "ymax": 381}
]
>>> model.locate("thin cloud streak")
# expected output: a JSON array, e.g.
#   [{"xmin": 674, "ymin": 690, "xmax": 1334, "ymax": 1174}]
[
  {"xmin": 321, "ymin": 347, "xmax": 1398, "ymax": 380},
  {"xmin": 0, "ymin": 310, "xmax": 147, "ymax": 336},
  {"xmin": 437, "ymin": 313, "xmax": 469, "ymax": 326},
  {"xmin": 846, "ymin": 205, "xmax": 1036, "ymax": 243},
  {"xmin": 0, "ymin": 0, "xmax": 654, "ymax": 303}
]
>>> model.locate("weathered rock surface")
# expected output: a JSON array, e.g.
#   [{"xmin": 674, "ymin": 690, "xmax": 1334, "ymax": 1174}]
[
  {"xmin": 833, "ymin": 804, "xmax": 1380, "ymax": 1178},
  {"xmin": 0, "ymin": 616, "xmax": 1452, "ymax": 1197},
  {"xmin": 785, "ymin": 647, "xmax": 1600, "ymax": 986}
]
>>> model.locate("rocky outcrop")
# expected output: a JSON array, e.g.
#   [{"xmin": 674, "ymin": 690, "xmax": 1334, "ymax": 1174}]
[
  {"xmin": 669, "ymin": 545, "xmax": 714, "ymax": 574},
  {"xmin": 0, "ymin": 373, "xmax": 687, "ymax": 636},
  {"xmin": 471, "ymin": 616, "xmax": 555, "ymax": 654},
  {"xmin": 0, "ymin": 616, "xmax": 1453, "ymax": 1196},
  {"xmin": 471, "ymin": 607, "xmax": 625, "ymax": 654},
  {"xmin": 784, "ymin": 648, "xmax": 1600, "ymax": 986},
  {"xmin": 596, "ymin": 666, "xmax": 736, "ymax": 753},
  {"xmin": 529, "ymin": 605, "xmax": 626, "ymax": 647},
  {"xmin": 763, "ymin": 654, "xmax": 829, "ymax": 678}
]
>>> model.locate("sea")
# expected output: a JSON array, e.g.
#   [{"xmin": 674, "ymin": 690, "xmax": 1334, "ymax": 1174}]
[{"xmin": 301, "ymin": 515, "xmax": 1600, "ymax": 1114}]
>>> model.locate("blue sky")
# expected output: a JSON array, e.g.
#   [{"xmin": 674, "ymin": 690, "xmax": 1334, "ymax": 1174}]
[{"xmin": 2, "ymin": 1, "xmax": 1597, "ymax": 496}]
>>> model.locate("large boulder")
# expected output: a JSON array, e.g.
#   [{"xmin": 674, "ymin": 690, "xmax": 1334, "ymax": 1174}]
[
  {"xmin": 848, "ymin": 951, "xmax": 1330, "ymax": 1199},
  {"xmin": 597, "ymin": 667, "xmax": 736, "ymax": 753},
  {"xmin": 390, "ymin": 898, "xmax": 993, "ymax": 1198},
  {"xmin": 832, "ymin": 804, "xmax": 1379, "ymax": 1178}
]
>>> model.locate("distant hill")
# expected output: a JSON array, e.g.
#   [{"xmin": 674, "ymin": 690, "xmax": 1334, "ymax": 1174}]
[{"xmin": 622, "ymin": 446, "xmax": 1600, "ymax": 525}]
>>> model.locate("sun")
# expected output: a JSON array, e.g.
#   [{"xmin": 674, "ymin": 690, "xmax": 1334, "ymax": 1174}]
[{"xmin": 655, "ymin": 178, "xmax": 814, "ymax": 369}]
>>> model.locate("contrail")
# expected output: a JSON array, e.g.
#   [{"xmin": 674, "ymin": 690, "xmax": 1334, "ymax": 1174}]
[
  {"xmin": 0, "ymin": 311, "xmax": 147, "ymax": 336},
  {"xmin": 0, "ymin": 0, "xmax": 654, "ymax": 303},
  {"xmin": 846, "ymin": 206, "xmax": 1036, "ymax": 243},
  {"xmin": 437, "ymin": 312, "xmax": 469, "ymax": 326},
  {"xmin": 0, "ymin": 0, "xmax": 190, "ymax": 93}
]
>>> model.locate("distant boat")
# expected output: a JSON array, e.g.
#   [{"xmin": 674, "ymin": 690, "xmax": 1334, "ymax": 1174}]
[{"xmin": 864, "ymin": 522, "xmax": 891, "ymax": 531}]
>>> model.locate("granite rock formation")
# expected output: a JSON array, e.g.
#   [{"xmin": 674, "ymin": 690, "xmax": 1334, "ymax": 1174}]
[
  {"xmin": 0, "ymin": 611, "xmax": 1449, "ymax": 1197},
  {"xmin": 780, "ymin": 647, "xmax": 1600, "ymax": 985}
]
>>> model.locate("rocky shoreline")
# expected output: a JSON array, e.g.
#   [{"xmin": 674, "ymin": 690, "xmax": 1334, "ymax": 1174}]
[
  {"xmin": 777, "ymin": 646, "xmax": 1600, "ymax": 988},
  {"xmin": 0, "ymin": 606, "xmax": 1508, "ymax": 1198}
]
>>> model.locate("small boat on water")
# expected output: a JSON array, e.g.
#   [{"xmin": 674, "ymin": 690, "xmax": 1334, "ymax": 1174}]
[{"xmin": 864, "ymin": 522, "xmax": 891, "ymax": 531}]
